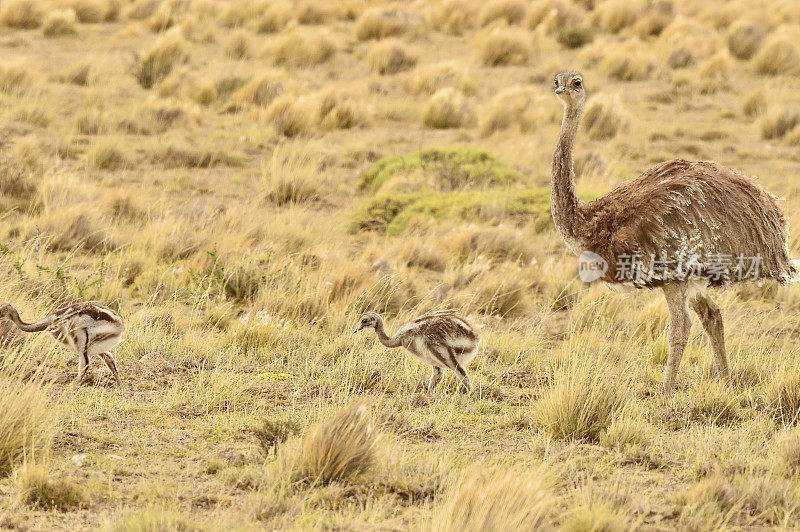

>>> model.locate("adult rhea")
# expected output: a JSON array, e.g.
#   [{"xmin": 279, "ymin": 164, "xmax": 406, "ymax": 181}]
[{"xmin": 551, "ymin": 70, "xmax": 796, "ymax": 393}]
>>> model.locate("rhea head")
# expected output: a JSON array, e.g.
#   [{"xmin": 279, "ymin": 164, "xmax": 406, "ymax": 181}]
[
  {"xmin": 353, "ymin": 312, "xmax": 381, "ymax": 333},
  {"xmin": 553, "ymin": 71, "xmax": 586, "ymax": 109}
]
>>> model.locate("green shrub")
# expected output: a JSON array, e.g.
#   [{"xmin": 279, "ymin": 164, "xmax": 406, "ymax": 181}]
[{"xmin": 358, "ymin": 147, "xmax": 524, "ymax": 194}]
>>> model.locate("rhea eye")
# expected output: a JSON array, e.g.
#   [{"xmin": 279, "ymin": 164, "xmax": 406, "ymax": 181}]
[
  {"xmin": 574, "ymin": 79, "xmax": 582, "ymax": 87},
  {"xmin": 553, "ymin": 79, "xmax": 559, "ymax": 87}
]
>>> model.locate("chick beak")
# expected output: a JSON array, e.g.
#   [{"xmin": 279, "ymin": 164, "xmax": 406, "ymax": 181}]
[{"xmin": 555, "ymin": 86, "xmax": 566, "ymax": 94}]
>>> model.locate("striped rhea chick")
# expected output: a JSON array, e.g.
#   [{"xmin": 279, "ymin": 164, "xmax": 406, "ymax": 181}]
[
  {"xmin": 354, "ymin": 310, "xmax": 480, "ymax": 392},
  {"xmin": 0, "ymin": 302, "xmax": 125, "ymax": 386}
]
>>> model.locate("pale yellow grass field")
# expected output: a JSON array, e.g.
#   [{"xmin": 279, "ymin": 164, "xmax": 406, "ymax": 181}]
[{"xmin": 1, "ymin": 0, "xmax": 800, "ymax": 529}]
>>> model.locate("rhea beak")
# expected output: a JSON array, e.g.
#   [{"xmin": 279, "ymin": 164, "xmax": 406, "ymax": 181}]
[
  {"xmin": 353, "ymin": 326, "xmax": 362, "ymax": 333},
  {"xmin": 555, "ymin": 86, "xmax": 566, "ymax": 94}
]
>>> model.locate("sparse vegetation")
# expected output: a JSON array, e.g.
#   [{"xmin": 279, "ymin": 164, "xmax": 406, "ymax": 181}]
[
  {"xmin": 422, "ymin": 88, "xmax": 476, "ymax": 129},
  {"xmin": 131, "ymin": 33, "xmax": 189, "ymax": 89},
  {"xmin": 368, "ymin": 39, "xmax": 417, "ymax": 75},
  {"xmin": 475, "ymin": 26, "xmax": 530, "ymax": 66},
  {"xmin": 582, "ymin": 94, "xmax": 629, "ymax": 140}
]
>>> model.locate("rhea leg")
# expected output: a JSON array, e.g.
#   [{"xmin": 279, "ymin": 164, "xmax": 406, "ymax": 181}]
[
  {"xmin": 426, "ymin": 366, "xmax": 442, "ymax": 391},
  {"xmin": 98, "ymin": 352, "xmax": 121, "ymax": 386},
  {"xmin": 690, "ymin": 293, "xmax": 730, "ymax": 385},
  {"xmin": 662, "ymin": 283, "xmax": 692, "ymax": 394},
  {"xmin": 74, "ymin": 329, "xmax": 89, "ymax": 384}
]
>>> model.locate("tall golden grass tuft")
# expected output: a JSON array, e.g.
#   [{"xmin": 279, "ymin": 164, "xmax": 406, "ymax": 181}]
[
  {"xmin": 296, "ymin": 403, "xmax": 378, "ymax": 484},
  {"xmin": 763, "ymin": 372, "xmax": 800, "ymax": 424},
  {"xmin": 355, "ymin": 8, "xmax": 412, "ymax": 40},
  {"xmin": 368, "ymin": 39, "xmax": 417, "ymax": 75},
  {"xmin": 256, "ymin": 1, "xmax": 292, "ymax": 33},
  {"xmin": 429, "ymin": 0, "xmax": 477, "ymax": 36},
  {"xmin": 592, "ymin": 0, "xmax": 642, "ymax": 34},
  {"xmin": 429, "ymin": 465, "xmax": 555, "ymax": 531},
  {"xmin": 267, "ymin": 28, "xmax": 336, "ymax": 67},
  {"xmin": 742, "ymin": 88, "xmax": 768, "ymax": 117},
  {"xmin": 0, "ymin": 378, "xmax": 57, "ymax": 477},
  {"xmin": 317, "ymin": 89, "xmax": 368, "ymax": 129},
  {"xmin": 61, "ymin": 0, "xmax": 113, "ymax": 23},
  {"xmin": 0, "ymin": 0, "xmax": 43, "ymax": 28},
  {"xmin": 266, "ymin": 94, "xmax": 314, "ymax": 137},
  {"xmin": 534, "ymin": 357, "xmax": 630, "ymax": 442},
  {"xmin": 601, "ymin": 46, "xmax": 655, "ymax": 81},
  {"xmin": 41, "ymin": 8, "xmax": 77, "ymax": 36},
  {"xmin": 760, "ymin": 109, "xmax": 800, "ymax": 140},
  {"xmin": 404, "ymin": 61, "xmax": 476, "ymax": 95},
  {"xmin": 132, "ymin": 32, "xmax": 189, "ymax": 89},
  {"xmin": 727, "ymin": 21, "xmax": 765, "ymax": 60},
  {"xmin": 478, "ymin": 0, "xmax": 526, "ymax": 27},
  {"xmin": 15, "ymin": 463, "xmax": 86, "ymax": 510},
  {"xmin": 422, "ymin": 87, "xmax": 475, "ymax": 129},
  {"xmin": 229, "ymin": 72, "xmax": 284, "ymax": 109},
  {"xmin": 753, "ymin": 36, "xmax": 800, "ymax": 75},
  {"xmin": 475, "ymin": 26, "xmax": 531, "ymax": 66},
  {"xmin": 582, "ymin": 94, "xmax": 629, "ymax": 140}
]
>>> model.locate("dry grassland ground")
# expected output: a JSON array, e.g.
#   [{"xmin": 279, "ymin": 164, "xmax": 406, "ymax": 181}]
[{"xmin": 1, "ymin": 0, "xmax": 800, "ymax": 529}]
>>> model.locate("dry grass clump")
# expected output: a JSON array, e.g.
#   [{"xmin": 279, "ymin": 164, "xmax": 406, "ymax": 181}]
[
  {"xmin": 0, "ymin": 379, "xmax": 56, "ymax": 477},
  {"xmin": 592, "ymin": 0, "xmax": 642, "ymax": 34},
  {"xmin": 253, "ymin": 418, "xmax": 301, "ymax": 456},
  {"xmin": 15, "ymin": 464, "xmax": 86, "ymax": 510},
  {"xmin": 742, "ymin": 88, "xmax": 768, "ymax": 117},
  {"xmin": 296, "ymin": 1, "xmax": 337, "ymax": 25},
  {"xmin": 763, "ymin": 372, "xmax": 800, "ymax": 424},
  {"xmin": 760, "ymin": 109, "xmax": 800, "ymax": 139},
  {"xmin": 727, "ymin": 21, "xmax": 765, "ymax": 60},
  {"xmin": 429, "ymin": 0, "xmax": 478, "ymax": 36},
  {"xmin": 475, "ymin": 26, "xmax": 531, "ymax": 66},
  {"xmin": 698, "ymin": 52, "xmax": 732, "ymax": 81},
  {"xmin": 132, "ymin": 33, "xmax": 189, "ymax": 89},
  {"xmin": 368, "ymin": 39, "xmax": 417, "ymax": 75},
  {"xmin": 634, "ymin": 0, "xmax": 674, "ymax": 37},
  {"xmin": 355, "ymin": 8, "xmax": 412, "ymax": 40},
  {"xmin": 229, "ymin": 72, "xmax": 284, "ymax": 109},
  {"xmin": 775, "ymin": 429, "xmax": 800, "ymax": 476},
  {"xmin": 479, "ymin": 86, "xmax": 531, "ymax": 135},
  {"xmin": 430, "ymin": 465, "xmax": 555, "ymax": 531},
  {"xmin": 0, "ymin": 65, "xmax": 32, "ymax": 95},
  {"xmin": 582, "ymin": 94, "xmax": 629, "ymax": 140},
  {"xmin": 601, "ymin": 47, "xmax": 655, "ymax": 81},
  {"xmin": 556, "ymin": 27, "xmax": 594, "ymax": 49},
  {"xmin": 317, "ymin": 89, "xmax": 368, "ymax": 130},
  {"xmin": 525, "ymin": 0, "xmax": 584, "ymax": 32},
  {"xmin": 753, "ymin": 36, "xmax": 800, "ymax": 75},
  {"xmin": 295, "ymin": 403, "xmax": 378, "ymax": 484},
  {"xmin": 404, "ymin": 62, "xmax": 476, "ymax": 96},
  {"xmin": 667, "ymin": 46, "xmax": 695, "ymax": 69},
  {"xmin": 534, "ymin": 359, "xmax": 629, "ymax": 442},
  {"xmin": 61, "ymin": 0, "xmax": 115, "ymax": 23},
  {"xmin": 41, "ymin": 8, "xmax": 77, "ymax": 36},
  {"xmin": 256, "ymin": 1, "xmax": 292, "ymax": 33},
  {"xmin": 85, "ymin": 141, "xmax": 128, "ymax": 170},
  {"xmin": 225, "ymin": 29, "xmax": 251, "ymax": 59},
  {"xmin": 478, "ymin": 0, "xmax": 526, "ymax": 27},
  {"xmin": 422, "ymin": 88, "xmax": 475, "ymax": 129},
  {"xmin": 267, "ymin": 29, "xmax": 336, "ymax": 67},
  {"xmin": 0, "ymin": 0, "xmax": 43, "ymax": 28},
  {"xmin": 266, "ymin": 94, "xmax": 314, "ymax": 137},
  {"xmin": 148, "ymin": 143, "xmax": 242, "ymax": 169}
]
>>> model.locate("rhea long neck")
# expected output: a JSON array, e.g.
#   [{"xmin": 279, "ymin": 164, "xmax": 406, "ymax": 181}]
[
  {"xmin": 551, "ymin": 102, "xmax": 584, "ymax": 251},
  {"xmin": 3, "ymin": 306, "xmax": 53, "ymax": 332},
  {"xmin": 374, "ymin": 317, "xmax": 402, "ymax": 348}
]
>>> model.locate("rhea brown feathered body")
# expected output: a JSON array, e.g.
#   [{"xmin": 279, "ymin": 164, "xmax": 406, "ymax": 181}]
[
  {"xmin": 355, "ymin": 310, "xmax": 480, "ymax": 391},
  {"xmin": 551, "ymin": 71, "xmax": 796, "ymax": 393},
  {"xmin": 0, "ymin": 302, "xmax": 125, "ymax": 385}
]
